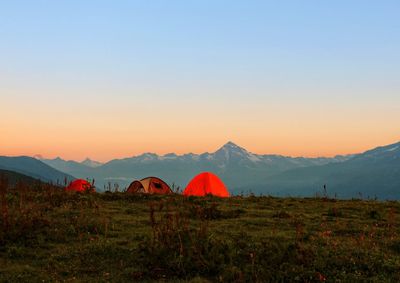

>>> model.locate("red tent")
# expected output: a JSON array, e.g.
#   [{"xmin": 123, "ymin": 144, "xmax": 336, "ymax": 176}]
[
  {"xmin": 183, "ymin": 172, "xmax": 230, "ymax": 197},
  {"xmin": 66, "ymin": 179, "xmax": 93, "ymax": 192}
]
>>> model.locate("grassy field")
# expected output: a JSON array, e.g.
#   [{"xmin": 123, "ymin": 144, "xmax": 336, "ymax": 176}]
[{"xmin": 1, "ymin": 178, "xmax": 400, "ymax": 282}]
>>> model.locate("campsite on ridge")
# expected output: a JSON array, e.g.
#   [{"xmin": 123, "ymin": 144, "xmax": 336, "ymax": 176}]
[
  {"xmin": 2, "ymin": 1, "xmax": 400, "ymax": 281},
  {"xmin": 1, "ymin": 175, "xmax": 400, "ymax": 282}
]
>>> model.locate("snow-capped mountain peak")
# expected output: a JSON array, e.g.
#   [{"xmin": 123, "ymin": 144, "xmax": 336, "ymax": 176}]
[
  {"xmin": 353, "ymin": 141, "xmax": 400, "ymax": 161},
  {"xmin": 214, "ymin": 141, "xmax": 262, "ymax": 162},
  {"xmin": 216, "ymin": 141, "xmax": 248, "ymax": 154},
  {"xmin": 33, "ymin": 154, "xmax": 44, "ymax": 160},
  {"xmin": 81, "ymin": 158, "xmax": 103, "ymax": 168},
  {"xmin": 134, "ymin": 153, "xmax": 159, "ymax": 162},
  {"xmin": 220, "ymin": 141, "xmax": 247, "ymax": 151}
]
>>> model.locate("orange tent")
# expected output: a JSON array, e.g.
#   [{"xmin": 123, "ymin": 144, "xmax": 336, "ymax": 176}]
[
  {"xmin": 183, "ymin": 172, "xmax": 230, "ymax": 197},
  {"xmin": 66, "ymin": 179, "xmax": 93, "ymax": 192},
  {"xmin": 126, "ymin": 177, "xmax": 172, "ymax": 194}
]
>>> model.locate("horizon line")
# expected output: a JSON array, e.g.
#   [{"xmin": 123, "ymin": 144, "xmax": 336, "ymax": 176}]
[{"xmin": 3, "ymin": 139, "xmax": 399, "ymax": 164}]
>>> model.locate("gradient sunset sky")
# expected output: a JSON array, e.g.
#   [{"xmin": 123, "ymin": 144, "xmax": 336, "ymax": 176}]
[{"xmin": 1, "ymin": 1, "xmax": 399, "ymax": 162}]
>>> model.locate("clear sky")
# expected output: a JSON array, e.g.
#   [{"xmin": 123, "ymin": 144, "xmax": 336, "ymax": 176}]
[{"xmin": 1, "ymin": 1, "xmax": 399, "ymax": 161}]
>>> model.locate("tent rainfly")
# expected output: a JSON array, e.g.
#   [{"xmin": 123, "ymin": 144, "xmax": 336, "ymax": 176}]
[
  {"xmin": 183, "ymin": 172, "xmax": 230, "ymax": 197},
  {"xmin": 126, "ymin": 177, "xmax": 172, "ymax": 194},
  {"xmin": 66, "ymin": 179, "xmax": 94, "ymax": 192}
]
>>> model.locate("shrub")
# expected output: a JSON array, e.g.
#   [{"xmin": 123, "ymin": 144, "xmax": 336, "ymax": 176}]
[
  {"xmin": 368, "ymin": 210, "xmax": 381, "ymax": 220},
  {"xmin": 273, "ymin": 210, "xmax": 291, "ymax": 219}
]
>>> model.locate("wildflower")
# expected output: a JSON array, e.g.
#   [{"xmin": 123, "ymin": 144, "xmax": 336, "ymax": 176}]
[{"xmin": 317, "ymin": 272, "xmax": 326, "ymax": 281}]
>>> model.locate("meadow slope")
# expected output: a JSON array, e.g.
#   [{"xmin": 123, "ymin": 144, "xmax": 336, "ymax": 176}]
[{"xmin": 1, "ymin": 180, "xmax": 400, "ymax": 282}]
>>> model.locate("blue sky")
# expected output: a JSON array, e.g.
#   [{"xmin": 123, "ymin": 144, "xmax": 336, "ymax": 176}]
[
  {"xmin": 1, "ymin": 1, "xmax": 400, "ymax": 160},
  {"xmin": 2, "ymin": 1, "xmax": 399, "ymax": 88}
]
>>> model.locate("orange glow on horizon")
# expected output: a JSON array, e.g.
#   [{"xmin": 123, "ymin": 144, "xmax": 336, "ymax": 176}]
[
  {"xmin": 2, "ymin": 83, "xmax": 399, "ymax": 162},
  {"xmin": 2, "ymin": 136, "xmax": 399, "ymax": 163}
]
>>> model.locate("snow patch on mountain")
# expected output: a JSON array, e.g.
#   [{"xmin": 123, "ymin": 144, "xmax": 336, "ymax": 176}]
[
  {"xmin": 386, "ymin": 146, "xmax": 399, "ymax": 152},
  {"xmin": 81, "ymin": 158, "xmax": 103, "ymax": 168}
]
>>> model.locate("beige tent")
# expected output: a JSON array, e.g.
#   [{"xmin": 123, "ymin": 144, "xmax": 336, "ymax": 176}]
[{"xmin": 126, "ymin": 176, "xmax": 172, "ymax": 194}]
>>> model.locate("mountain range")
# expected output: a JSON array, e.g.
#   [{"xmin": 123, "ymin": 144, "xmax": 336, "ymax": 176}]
[
  {"xmin": 37, "ymin": 141, "xmax": 352, "ymax": 192},
  {"xmin": 0, "ymin": 156, "xmax": 75, "ymax": 184},
  {"xmin": 2, "ymin": 141, "xmax": 399, "ymax": 199},
  {"xmin": 259, "ymin": 142, "xmax": 400, "ymax": 199}
]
